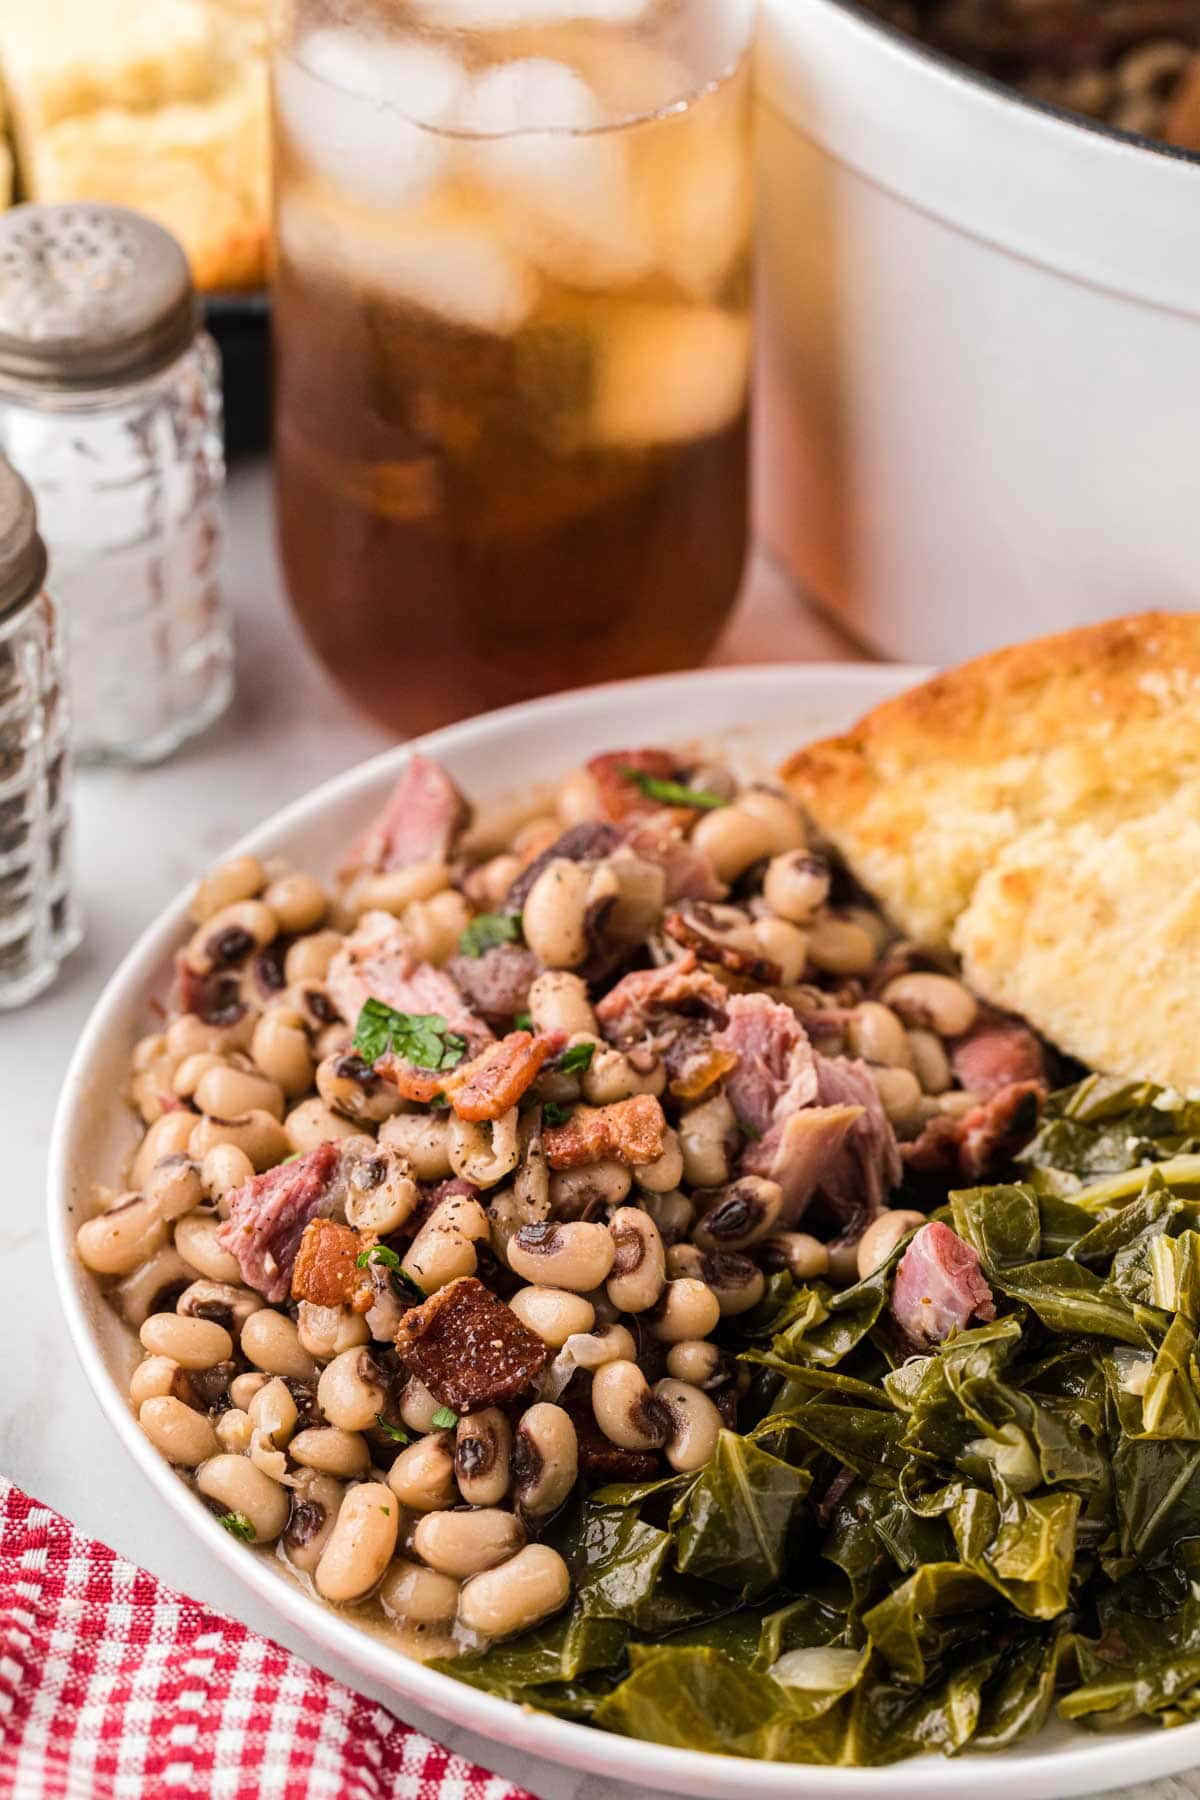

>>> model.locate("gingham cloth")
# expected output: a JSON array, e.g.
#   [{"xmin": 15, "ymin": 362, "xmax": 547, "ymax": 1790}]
[{"xmin": 0, "ymin": 1479, "xmax": 536, "ymax": 1800}]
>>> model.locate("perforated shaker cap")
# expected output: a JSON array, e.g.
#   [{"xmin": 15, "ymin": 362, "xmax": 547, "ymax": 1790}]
[
  {"xmin": 0, "ymin": 203, "xmax": 197, "ymax": 390},
  {"xmin": 0, "ymin": 460, "xmax": 47, "ymax": 623}
]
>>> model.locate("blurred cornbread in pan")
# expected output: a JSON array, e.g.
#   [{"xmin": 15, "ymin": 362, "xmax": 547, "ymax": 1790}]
[
  {"xmin": 0, "ymin": 0, "xmax": 268, "ymax": 289},
  {"xmin": 783, "ymin": 612, "xmax": 1200, "ymax": 1092}
]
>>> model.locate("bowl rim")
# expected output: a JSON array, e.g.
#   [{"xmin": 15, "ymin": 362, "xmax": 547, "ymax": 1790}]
[{"xmin": 46, "ymin": 661, "xmax": 1200, "ymax": 1798}]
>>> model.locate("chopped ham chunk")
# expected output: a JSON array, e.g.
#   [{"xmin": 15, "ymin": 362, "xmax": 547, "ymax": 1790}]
[
  {"xmin": 544, "ymin": 1095, "xmax": 667, "ymax": 1169},
  {"xmin": 951, "ymin": 1015, "xmax": 1046, "ymax": 1100},
  {"xmin": 596, "ymin": 953, "xmax": 728, "ymax": 1050},
  {"xmin": 587, "ymin": 749, "xmax": 682, "ymax": 821},
  {"xmin": 445, "ymin": 944, "xmax": 541, "ymax": 1025},
  {"xmin": 621, "ymin": 816, "xmax": 725, "ymax": 903},
  {"xmin": 743, "ymin": 1104, "xmax": 865, "ymax": 1221},
  {"xmin": 716, "ymin": 993, "xmax": 818, "ymax": 1139},
  {"xmin": 326, "ymin": 912, "xmax": 494, "ymax": 1054},
  {"xmin": 394, "ymin": 1275, "xmax": 549, "ymax": 1411},
  {"xmin": 217, "ymin": 1142, "xmax": 342, "ymax": 1302},
  {"xmin": 340, "ymin": 754, "xmax": 468, "ymax": 882},
  {"xmin": 291, "ymin": 1218, "xmax": 366, "ymax": 1309},
  {"xmin": 891, "ymin": 1221, "xmax": 996, "ymax": 1347},
  {"xmin": 904, "ymin": 1081, "xmax": 1043, "ymax": 1181},
  {"xmin": 812, "ymin": 1055, "xmax": 903, "ymax": 1228}
]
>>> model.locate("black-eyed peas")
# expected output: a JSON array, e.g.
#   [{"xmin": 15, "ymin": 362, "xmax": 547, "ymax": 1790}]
[
  {"xmin": 606, "ymin": 1207, "xmax": 666, "ymax": 1313},
  {"xmin": 315, "ymin": 1482, "xmax": 400, "ymax": 1602},
  {"xmin": 399, "ymin": 1376, "xmax": 445, "ymax": 1435},
  {"xmin": 691, "ymin": 803, "xmax": 778, "ymax": 883},
  {"xmin": 247, "ymin": 1378, "xmax": 300, "ymax": 1447},
  {"xmin": 666, "ymin": 1246, "xmax": 765, "ymax": 1317},
  {"xmin": 297, "ymin": 1300, "xmax": 370, "ymax": 1362},
  {"xmin": 869, "ymin": 1066, "xmax": 926, "ymax": 1137},
  {"xmin": 411, "ymin": 1507, "xmax": 525, "ymax": 1579},
  {"xmin": 378, "ymin": 1111, "xmax": 454, "ymax": 1180},
  {"xmin": 283, "ymin": 1470, "xmax": 345, "ymax": 1575},
  {"xmin": 448, "ymin": 1110, "xmax": 521, "ymax": 1189},
  {"xmin": 190, "ymin": 854, "xmax": 266, "ymax": 925},
  {"xmin": 114, "ymin": 1245, "xmax": 195, "ymax": 1326},
  {"xmin": 289, "ymin": 1426, "xmax": 372, "ymax": 1479},
  {"xmin": 199, "ymin": 1144, "xmax": 255, "ymax": 1208},
  {"xmin": 521, "ymin": 859, "xmax": 591, "ymax": 967},
  {"xmin": 140, "ymin": 1311, "xmax": 233, "ymax": 1368},
  {"xmin": 197, "ymin": 1454, "xmax": 289, "ymax": 1542},
  {"xmin": 174, "ymin": 1212, "xmax": 243, "ymax": 1284},
  {"xmin": 130, "ymin": 1354, "xmax": 183, "ymax": 1409},
  {"xmin": 351, "ymin": 860, "xmax": 451, "ymax": 918},
  {"xmin": 457, "ymin": 1543, "xmax": 570, "ymax": 1640},
  {"xmin": 762, "ymin": 1232, "xmax": 830, "ymax": 1282},
  {"xmin": 528, "ymin": 970, "xmax": 597, "ymax": 1039},
  {"xmin": 284, "ymin": 930, "xmax": 343, "ymax": 984},
  {"xmin": 77, "ymin": 1195, "xmax": 168, "ymax": 1276},
  {"xmin": 216, "ymin": 1408, "xmax": 254, "ymax": 1454},
  {"xmin": 315, "ymin": 1052, "xmax": 400, "ymax": 1124},
  {"xmin": 908, "ymin": 1028, "xmax": 952, "ymax": 1095},
  {"xmin": 184, "ymin": 900, "xmax": 277, "ymax": 978},
  {"xmin": 165, "ymin": 1008, "xmax": 254, "ymax": 1061},
  {"xmin": 846, "ymin": 1001, "xmax": 913, "ymax": 1071},
  {"xmin": 561, "ymin": 1322, "xmax": 637, "ymax": 1369},
  {"xmin": 389, "ymin": 1432, "xmax": 459, "ymax": 1512},
  {"xmin": 639, "ymin": 1188, "xmax": 694, "ymax": 1246},
  {"xmin": 263, "ymin": 871, "xmax": 327, "ymax": 935},
  {"xmin": 139, "ymin": 1395, "xmax": 221, "ymax": 1467},
  {"xmin": 316, "ymin": 1348, "xmax": 389, "ymax": 1433},
  {"xmin": 508, "ymin": 1285, "xmax": 595, "ymax": 1347},
  {"xmin": 547, "ymin": 1160, "xmax": 631, "ymax": 1217},
  {"xmin": 455, "ymin": 1410, "xmax": 513, "ymax": 1506},
  {"xmin": 693, "ymin": 1176, "xmax": 784, "ymax": 1252},
  {"xmin": 508, "ymin": 1221, "xmax": 616, "ymax": 1292},
  {"xmin": 194, "ymin": 1063, "xmax": 286, "ymax": 1124},
  {"xmin": 144, "ymin": 1155, "xmax": 205, "ymax": 1221},
  {"xmin": 285, "ymin": 1097, "xmax": 364, "ymax": 1154},
  {"xmin": 229, "ymin": 1370, "xmax": 269, "ymax": 1410},
  {"xmin": 250, "ymin": 1007, "xmax": 315, "ymax": 1098},
  {"xmin": 632, "ymin": 1127, "xmax": 684, "ymax": 1194},
  {"xmin": 402, "ymin": 1194, "xmax": 489, "ymax": 1292},
  {"xmin": 647, "ymin": 1276, "xmax": 722, "ymax": 1344},
  {"xmin": 238, "ymin": 1305, "xmax": 317, "ymax": 1380},
  {"xmin": 654, "ymin": 1378, "xmax": 723, "ymax": 1472},
  {"xmin": 806, "ymin": 912, "xmax": 877, "ymax": 977},
  {"xmin": 189, "ymin": 1109, "xmax": 291, "ymax": 1173},
  {"xmin": 132, "ymin": 1114, "xmax": 198, "ymax": 1190},
  {"xmin": 763, "ymin": 850, "xmax": 831, "ymax": 924},
  {"xmin": 856, "ymin": 1208, "xmax": 927, "ymax": 1281},
  {"xmin": 678, "ymin": 1095, "xmax": 736, "ymax": 1189},
  {"xmin": 582, "ymin": 1045, "xmax": 665, "ymax": 1105},
  {"xmin": 379, "ymin": 1558, "xmax": 460, "ymax": 1626},
  {"xmin": 512, "ymin": 1403, "xmax": 577, "ymax": 1518},
  {"xmin": 341, "ymin": 1144, "xmax": 419, "ymax": 1236},
  {"xmin": 591, "ymin": 1360, "xmax": 669, "ymax": 1451},
  {"xmin": 881, "ymin": 971, "xmax": 979, "ymax": 1038},
  {"xmin": 177, "ymin": 1279, "xmax": 264, "ymax": 1341},
  {"xmin": 666, "ymin": 1339, "xmax": 732, "ymax": 1389}
]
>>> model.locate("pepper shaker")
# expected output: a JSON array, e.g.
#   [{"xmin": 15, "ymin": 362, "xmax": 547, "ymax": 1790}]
[
  {"xmin": 0, "ymin": 458, "xmax": 80, "ymax": 1007},
  {"xmin": 0, "ymin": 203, "xmax": 232, "ymax": 764}
]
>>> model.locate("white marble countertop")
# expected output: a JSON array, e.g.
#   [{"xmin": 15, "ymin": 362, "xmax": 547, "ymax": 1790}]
[{"xmin": 4, "ymin": 459, "xmax": 1195, "ymax": 1800}]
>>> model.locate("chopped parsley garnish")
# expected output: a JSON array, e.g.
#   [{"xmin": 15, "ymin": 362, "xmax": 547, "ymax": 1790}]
[
  {"xmin": 514, "ymin": 1012, "xmax": 533, "ymax": 1033},
  {"xmin": 375, "ymin": 1414, "xmax": 409, "ymax": 1444},
  {"xmin": 558, "ymin": 1041, "xmax": 596, "ymax": 1076},
  {"xmin": 459, "ymin": 911, "xmax": 522, "ymax": 959},
  {"xmin": 356, "ymin": 1243, "xmax": 425, "ymax": 1299},
  {"xmin": 618, "ymin": 766, "xmax": 727, "ymax": 811},
  {"xmin": 543, "ymin": 1100, "xmax": 573, "ymax": 1128},
  {"xmin": 431, "ymin": 1405, "xmax": 459, "ymax": 1429},
  {"xmin": 353, "ymin": 999, "xmax": 468, "ymax": 1072},
  {"xmin": 218, "ymin": 1512, "xmax": 255, "ymax": 1542}
]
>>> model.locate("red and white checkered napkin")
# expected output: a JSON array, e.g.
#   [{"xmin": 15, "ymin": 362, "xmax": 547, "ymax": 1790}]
[{"xmin": 0, "ymin": 1478, "xmax": 536, "ymax": 1800}]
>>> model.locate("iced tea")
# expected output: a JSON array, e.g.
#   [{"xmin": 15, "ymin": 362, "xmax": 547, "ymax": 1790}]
[{"xmin": 272, "ymin": 0, "xmax": 754, "ymax": 734}]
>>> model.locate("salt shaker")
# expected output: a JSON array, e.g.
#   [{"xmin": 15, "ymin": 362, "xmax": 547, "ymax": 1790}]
[
  {"xmin": 0, "ymin": 458, "xmax": 80, "ymax": 1007},
  {"xmin": 0, "ymin": 203, "xmax": 232, "ymax": 764}
]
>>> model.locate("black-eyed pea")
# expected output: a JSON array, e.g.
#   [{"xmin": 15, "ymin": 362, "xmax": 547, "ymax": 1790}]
[
  {"xmin": 388, "ymin": 1431, "xmax": 459, "ymax": 1513},
  {"xmin": 654, "ymin": 1378, "xmax": 723, "ymax": 1472},
  {"xmin": 281, "ymin": 978, "xmax": 343, "ymax": 1037},
  {"xmin": 561, "ymin": 1322, "xmax": 637, "ymax": 1369},
  {"xmin": 190, "ymin": 854, "xmax": 266, "ymax": 925},
  {"xmin": 194, "ymin": 1063, "xmax": 285, "ymax": 1124},
  {"xmin": 200, "ymin": 1144, "xmax": 255, "ymax": 1210},
  {"xmin": 77, "ymin": 1193, "xmax": 168, "ymax": 1276},
  {"xmin": 606, "ymin": 1208, "xmax": 665, "ymax": 1313},
  {"xmin": 762, "ymin": 1232, "xmax": 829, "ymax": 1282},
  {"xmin": 806, "ymin": 912, "xmax": 877, "ymax": 977},
  {"xmin": 184, "ymin": 899, "xmax": 277, "ymax": 978},
  {"xmin": 555, "ymin": 766, "xmax": 600, "ymax": 824},
  {"xmin": 250, "ymin": 1008, "xmax": 314, "ymax": 1099},
  {"xmin": 458, "ymin": 1544, "xmax": 570, "ymax": 1640},
  {"xmin": 411, "ymin": 1507, "xmax": 525, "ymax": 1578},
  {"xmin": 139, "ymin": 1395, "xmax": 220, "ymax": 1467},
  {"xmin": 752, "ymin": 915, "xmax": 809, "ymax": 985},
  {"xmin": 881, "ymin": 972, "xmax": 978, "ymax": 1039},
  {"xmin": 296, "ymin": 1301, "xmax": 369, "ymax": 1363},
  {"xmin": 455, "ymin": 1410, "xmax": 513, "ymax": 1507},
  {"xmin": 763, "ymin": 851, "xmax": 831, "ymax": 924},
  {"xmin": 846, "ymin": 1002, "xmax": 913, "ymax": 1071},
  {"xmin": 402, "ymin": 1195, "xmax": 490, "ymax": 1293},
  {"xmin": 827, "ymin": 1241, "xmax": 863, "ymax": 1286},
  {"xmin": 140, "ymin": 1311, "xmax": 233, "ymax": 1368},
  {"xmin": 285, "ymin": 1098, "xmax": 363, "ymax": 1154},
  {"xmin": 263, "ymin": 871, "xmax": 327, "ymax": 935},
  {"xmin": 508, "ymin": 1286, "xmax": 595, "ymax": 1348},
  {"xmin": 197, "ymin": 1454, "xmax": 289, "ymax": 1542},
  {"xmin": 646, "ymin": 1277, "xmax": 721, "ymax": 1344},
  {"xmin": 693, "ymin": 1176, "xmax": 783, "ymax": 1252},
  {"xmin": 401, "ymin": 889, "xmax": 472, "ymax": 965},
  {"xmin": 177, "ymin": 1279, "xmax": 264, "ymax": 1342},
  {"xmin": 352, "ymin": 862, "xmax": 452, "ymax": 921},
  {"xmin": 521, "ymin": 859, "xmax": 590, "ymax": 968},
  {"xmin": 379, "ymin": 1557, "xmax": 460, "ymax": 1626},
  {"xmin": 856, "ymin": 1209, "xmax": 926, "ymax": 1281},
  {"xmin": 908, "ymin": 1028, "xmax": 953, "ymax": 1095},
  {"xmin": 283, "ymin": 1470, "xmax": 345, "ymax": 1575},
  {"xmin": 639, "ymin": 1188, "xmax": 694, "ymax": 1247},
  {"xmin": 284, "ymin": 930, "xmax": 343, "ymax": 984},
  {"xmin": 512, "ymin": 1403, "xmax": 577, "ymax": 1518},
  {"xmin": 143, "ymin": 1155, "xmax": 204, "ymax": 1223},
  {"xmin": 582, "ymin": 1046, "xmax": 665, "ymax": 1106},
  {"xmin": 317, "ymin": 1348, "xmax": 389, "ymax": 1433},
  {"xmin": 289, "ymin": 1426, "xmax": 371, "ymax": 1479},
  {"xmin": 189, "ymin": 1110, "xmax": 291, "ymax": 1173},
  {"xmin": 528, "ymin": 970, "xmax": 597, "ymax": 1039},
  {"xmin": 172, "ymin": 1052, "xmax": 227, "ymax": 1100},
  {"xmin": 664, "ymin": 1245, "xmax": 764, "ymax": 1317},
  {"xmin": 216, "ymin": 1408, "xmax": 254, "ymax": 1453},
  {"xmin": 229, "ymin": 1371, "xmax": 269, "ymax": 1410},
  {"xmin": 399, "ymin": 1376, "xmax": 444, "ymax": 1435},
  {"xmin": 678, "ymin": 1095, "xmax": 736, "ymax": 1189},
  {"xmin": 316, "ymin": 1052, "xmax": 400, "ymax": 1125},
  {"xmin": 248, "ymin": 1377, "xmax": 299, "ymax": 1447},
  {"xmin": 591, "ymin": 1360, "xmax": 668, "ymax": 1451},
  {"xmin": 130, "ymin": 1355, "xmax": 181, "ymax": 1409},
  {"xmin": 547, "ymin": 1160, "xmax": 631, "ymax": 1218},
  {"xmin": 314, "ymin": 1482, "xmax": 399, "ymax": 1602},
  {"xmin": 869, "ymin": 1066, "xmax": 925, "ymax": 1137},
  {"xmin": 132, "ymin": 1112, "xmax": 198, "ymax": 1191},
  {"xmin": 113, "ymin": 1246, "xmax": 194, "ymax": 1327},
  {"xmin": 174, "ymin": 1211, "xmax": 243, "ymax": 1284},
  {"xmin": 239, "ymin": 1307, "xmax": 318, "ymax": 1381},
  {"xmin": 165, "ymin": 1009, "xmax": 255, "ymax": 1063},
  {"xmin": 447, "ymin": 1111, "xmax": 521, "ymax": 1190},
  {"xmin": 379, "ymin": 1111, "xmax": 453, "ymax": 1181},
  {"xmin": 342, "ymin": 1144, "xmax": 419, "ymax": 1236},
  {"xmin": 508, "ymin": 1221, "xmax": 615, "ymax": 1293},
  {"xmin": 691, "ymin": 804, "xmax": 776, "ymax": 883},
  {"xmin": 737, "ymin": 787, "xmax": 806, "ymax": 853},
  {"xmin": 633, "ymin": 1128, "xmax": 683, "ymax": 1194},
  {"xmin": 666, "ymin": 1340, "xmax": 735, "ymax": 1389}
]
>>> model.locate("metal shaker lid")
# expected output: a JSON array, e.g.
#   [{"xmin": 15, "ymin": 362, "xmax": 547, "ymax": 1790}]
[
  {"xmin": 0, "ymin": 203, "xmax": 197, "ymax": 390},
  {"xmin": 0, "ymin": 459, "xmax": 47, "ymax": 623}
]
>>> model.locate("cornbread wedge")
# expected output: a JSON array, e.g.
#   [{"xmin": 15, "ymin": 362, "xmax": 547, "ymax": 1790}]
[{"xmin": 783, "ymin": 611, "xmax": 1200, "ymax": 1089}]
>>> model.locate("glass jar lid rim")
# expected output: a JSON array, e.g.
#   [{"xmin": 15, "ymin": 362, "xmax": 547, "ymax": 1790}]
[{"xmin": 0, "ymin": 460, "xmax": 47, "ymax": 622}]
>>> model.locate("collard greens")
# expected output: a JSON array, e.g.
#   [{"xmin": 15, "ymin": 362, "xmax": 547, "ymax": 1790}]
[{"xmin": 436, "ymin": 1076, "xmax": 1200, "ymax": 1763}]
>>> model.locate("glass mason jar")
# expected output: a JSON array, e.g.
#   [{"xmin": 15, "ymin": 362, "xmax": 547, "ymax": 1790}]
[
  {"xmin": 0, "ymin": 459, "xmax": 81, "ymax": 1008},
  {"xmin": 272, "ymin": 0, "xmax": 755, "ymax": 736},
  {"xmin": 0, "ymin": 205, "xmax": 231, "ymax": 766}
]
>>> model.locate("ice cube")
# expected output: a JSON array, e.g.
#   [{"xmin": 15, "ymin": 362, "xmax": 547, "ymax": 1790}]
[
  {"xmin": 652, "ymin": 94, "xmax": 752, "ymax": 298},
  {"xmin": 590, "ymin": 303, "xmax": 750, "ymax": 447},
  {"xmin": 414, "ymin": 0, "xmax": 651, "ymax": 28},
  {"xmin": 569, "ymin": 38, "xmax": 693, "ymax": 120},
  {"xmin": 275, "ymin": 31, "xmax": 467, "ymax": 208},
  {"xmin": 278, "ymin": 190, "xmax": 541, "ymax": 336},
  {"xmin": 460, "ymin": 60, "xmax": 654, "ymax": 290}
]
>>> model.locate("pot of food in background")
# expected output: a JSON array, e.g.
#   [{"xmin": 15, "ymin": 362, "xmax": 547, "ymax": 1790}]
[
  {"xmin": 755, "ymin": 0, "xmax": 1200, "ymax": 663},
  {"xmin": 271, "ymin": 0, "xmax": 755, "ymax": 736}
]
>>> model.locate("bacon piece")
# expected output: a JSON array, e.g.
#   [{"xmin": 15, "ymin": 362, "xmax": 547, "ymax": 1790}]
[
  {"xmin": 291, "ymin": 1218, "xmax": 367, "ymax": 1309},
  {"xmin": 340, "ymin": 754, "xmax": 469, "ymax": 882},
  {"xmin": 217, "ymin": 1142, "xmax": 342, "ymax": 1303},
  {"xmin": 950, "ymin": 1014, "xmax": 1046, "ymax": 1101},
  {"xmin": 326, "ymin": 912, "xmax": 494, "ymax": 1054},
  {"xmin": 890, "ymin": 1221, "xmax": 995, "ymax": 1348},
  {"xmin": 596, "ymin": 953, "xmax": 729, "ymax": 1050},
  {"xmin": 383, "ymin": 1030, "xmax": 557, "ymax": 1120},
  {"xmin": 664, "ymin": 907, "xmax": 781, "ymax": 986},
  {"xmin": 394, "ymin": 1276, "xmax": 549, "ymax": 1412},
  {"xmin": 716, "ymin": 993, "xmax": 818, "ymax": 1139},
  {"xmin": 620, "ymin": 816, "xmax": 726, "ymax": 903},
  {"xmin": 445, "ymin": 944, "xmax": 542, "ymax": 1025},
  {"xmin": 904, "ymin": 1081, "xmax": 1043, "ymax": 1181},
  {"xmin": 544, "ymin": 1095, "xmax": 667, "ymax": 1170},
  {"xmin": 587, "ymin": 749, "xmax": 683, "ymax": 822}
]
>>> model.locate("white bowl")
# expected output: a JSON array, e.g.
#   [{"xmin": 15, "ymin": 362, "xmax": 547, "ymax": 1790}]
[
  {"xmin": 754, "ymin": 0, "xmax": 1200, "ymax": 665},
  {"xmin": 48, "ymin": 664, "xmax": 1199, "ymax": 1798}
]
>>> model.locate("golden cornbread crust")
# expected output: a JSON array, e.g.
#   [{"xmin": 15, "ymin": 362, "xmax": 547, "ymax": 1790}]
[{"xmin": 782, "ymin": 611, "xmax": 1200, "ymax": 1089}]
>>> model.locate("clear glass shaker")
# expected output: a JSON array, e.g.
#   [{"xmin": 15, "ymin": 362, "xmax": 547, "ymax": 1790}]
[
  {"xmin": 0, "ymin": 204, "xmax": 232, "ymax": 764},
  {"xmin": 0, "ymin": 457, "xmax": 80, "ymax": 1008}
]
